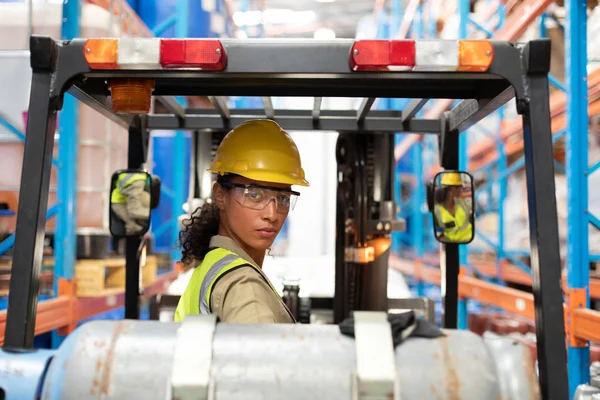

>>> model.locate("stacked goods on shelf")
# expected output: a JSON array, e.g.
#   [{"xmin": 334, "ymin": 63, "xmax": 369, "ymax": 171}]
[{"xmin": 0, "ymin": 2, "xmax": 130, "ymax": 236}]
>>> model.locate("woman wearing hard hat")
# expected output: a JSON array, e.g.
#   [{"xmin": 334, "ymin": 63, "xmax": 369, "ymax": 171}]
[
  {"xmin": 174, "ymin": 119, "xmax": 309, "ymax": 324},
  {"xmin": 433, "ymin": 172, "xmax": 473, "ymax": 242}
]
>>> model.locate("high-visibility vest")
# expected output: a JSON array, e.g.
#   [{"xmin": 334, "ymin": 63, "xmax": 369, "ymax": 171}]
[
  {"xmin": 174, "ymin": 248, "xmax": 289, "ymax": 322},
  {"xmin": 434, "ymin": 198, "xmax": 472, "ymax": 242},
  {"xmin": 110, "ymin": 173, "xmax": 148, "ymax": 204}
]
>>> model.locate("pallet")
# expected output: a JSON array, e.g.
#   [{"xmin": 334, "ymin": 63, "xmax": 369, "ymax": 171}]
[{"xmin": 75, "ymin": 255, "xmax": 158, "ymax": 297}]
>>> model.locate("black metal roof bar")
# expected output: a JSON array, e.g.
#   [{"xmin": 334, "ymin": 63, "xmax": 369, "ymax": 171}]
[
  {"xmin": 208, "ymin": 96, "xmax": 230, "ymax": 120},
  {"xmin": 52, "ymin": 38, "xmax": 524, "ymax": 101},
  {"xmin": 68, "ymin": 85, "xmax": 130, "ymax": 129},
  {"xmin": 313, "ymin": 97, "xmax": 322, "ymax": 120},
  {"xmin": 262, "ymin": 97, "xmax": 274, "ymax": 119},
  {"xmin": 448, "ymin": 87, "xmax": 515, "ymax": 133},
  {"xmin": 146, "ymin": 109, "xmax": 442, "ymax": 133},
  {"xmin": 156, "ymin": 96, "xmax": 185, "ymax": 119},
  {"xmin": 401, "ymin": 99, "xmax": 429, "ymax": 121},
  {"xmin": 357, "ymin": 97, "xmax": 376, "ymax": 122}
]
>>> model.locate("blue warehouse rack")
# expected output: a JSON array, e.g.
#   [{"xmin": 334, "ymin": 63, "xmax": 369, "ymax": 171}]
[{"xmin": 385, "ymin": 0, "xmax": 599, "ymax": 396}]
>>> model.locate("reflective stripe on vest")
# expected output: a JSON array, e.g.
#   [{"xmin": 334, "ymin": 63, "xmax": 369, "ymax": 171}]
[
  {"xmin": 199, "ymin": 253, "xmax": 240, "ymax": 313},
  {"xmin": 111, "ymin": 173, "xmax": 147, "ymax": 204},
  {"xmin": 118, "ymin": 173, "xmax": 147, "ymax": 191}
]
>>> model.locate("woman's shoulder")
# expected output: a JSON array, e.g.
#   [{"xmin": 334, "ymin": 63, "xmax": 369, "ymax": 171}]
[{"xmin": 198, "ymin": 247, "xmax": 256, "ymax": 273}]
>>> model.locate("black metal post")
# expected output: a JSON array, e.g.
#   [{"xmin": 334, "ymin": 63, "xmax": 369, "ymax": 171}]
[
  {"xmin": 333, "ymin": 134, "xmax": 349, "ymax": 323},
  {"xmin": 4, "ymin": 72, "xmax": 58, "ymax": 348},
  {"xmin": 521, "ymin": 74, "xmax": 569, "ymax": 400},
  {"xmin": 438, "ymin": 117, "xmax": 460, "ymax": 329},
  {"xmin": 333, "ymin": 193, "xmax": 347, "ymax": 323},
  {"xmin": 359, "ymin": 133, "xmax": 395, "ymax": 312},
  {"xmin": 124, "ymin": 119, "xmax": 146, "ymax": 320},
  {"xmin": 442, "ymin": 244, "xmax": 459, "ymax": 329}
]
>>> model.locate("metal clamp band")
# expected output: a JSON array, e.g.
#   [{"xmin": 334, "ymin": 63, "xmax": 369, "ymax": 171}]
[
  {"xmin": 352, "ymin": 311, "xmax": 400, "ymax": 400},
  {"xmin": 171, "ymin": 314, "xmax": 217, "ymax": 400}
]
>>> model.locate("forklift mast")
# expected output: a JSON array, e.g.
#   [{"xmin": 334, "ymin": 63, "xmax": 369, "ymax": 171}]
[{"xmin": 2, "ymin": 36, "xmax": 567, "ymax": 399}]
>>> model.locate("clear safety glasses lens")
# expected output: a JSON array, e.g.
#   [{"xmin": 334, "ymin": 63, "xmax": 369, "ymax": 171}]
[{"xmin": 222, "ymin": 183, "xmax": 299, "ymax": 213}]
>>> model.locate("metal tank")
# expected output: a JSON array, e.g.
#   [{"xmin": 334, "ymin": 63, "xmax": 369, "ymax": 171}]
[{"xmin": 39, "ymin": 313, "xmax": 540, "ymax": 400}]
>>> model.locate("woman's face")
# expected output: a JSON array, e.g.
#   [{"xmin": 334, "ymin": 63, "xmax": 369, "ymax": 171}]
[
  {"xmin": 448, "ymin": 186, "xmax": 462, "ymax": 199},
  {"xmin": 215, "ymin": 175, "xmax": 293, "ymax": 253}
]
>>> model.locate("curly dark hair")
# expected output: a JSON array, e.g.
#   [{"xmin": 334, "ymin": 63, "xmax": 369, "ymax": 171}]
[
  {"xmin": 178, "ymin": 175, "xmax": 233, "ymax": 267},
  {"xmin": 178, "ymin": 202, "xmax": 220, "ymax": 266}
]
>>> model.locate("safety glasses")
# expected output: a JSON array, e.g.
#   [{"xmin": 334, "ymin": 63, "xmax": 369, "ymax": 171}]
[{"xmin": 220, "ymin": 182, "xmax": 300, "ymax": 213}]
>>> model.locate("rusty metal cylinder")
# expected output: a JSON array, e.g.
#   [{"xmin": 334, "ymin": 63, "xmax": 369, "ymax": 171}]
[{"xmin": 40, "ymin": 319, "xmax": 539, "ymax": 400}]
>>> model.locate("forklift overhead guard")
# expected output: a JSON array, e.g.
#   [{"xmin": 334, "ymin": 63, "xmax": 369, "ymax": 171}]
[{"xmin": 2, "ymin": 35, "xmax": 568, "ymax": 400}]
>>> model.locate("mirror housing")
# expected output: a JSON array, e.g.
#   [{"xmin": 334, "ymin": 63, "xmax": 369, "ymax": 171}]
[
  {"xmin": 150, "ymin": 174, "xmax": 161, "ymax": 210},
  {"xmin": 428, "ymin": 170, "xmax": 475, "ymax": 245},
  {"xmin": 109, "ymin": 169, "xmax": 153, "ymax": 238}
]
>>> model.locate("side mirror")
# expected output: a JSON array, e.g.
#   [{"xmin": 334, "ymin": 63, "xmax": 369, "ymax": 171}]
[
  {"xmin": 109, "ymin": 169, "xmax": 153, "ymax": 237},
  {"xmin": 428, "ymin": 170, "xmax": 475, "ymax": 245}
]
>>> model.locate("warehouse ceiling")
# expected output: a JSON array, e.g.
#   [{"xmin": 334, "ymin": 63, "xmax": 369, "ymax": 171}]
[{"xmin": 229, "ymin": 0, "xmax": 378, "ymax": 39}]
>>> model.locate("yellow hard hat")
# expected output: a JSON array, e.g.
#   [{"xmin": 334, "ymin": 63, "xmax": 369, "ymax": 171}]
[
  {"xmin": 440, "ymin": 172, "xmax": 463, "ymax": 186},
  {"xmin": 208, "ymin": 119, "xmax": 310, "ymax": 187}
]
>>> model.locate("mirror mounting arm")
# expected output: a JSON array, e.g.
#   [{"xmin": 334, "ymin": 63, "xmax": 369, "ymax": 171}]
[
  {"xmin": 128, "ymin": 116, "xmax": 149, "ymax": 169},
  {"xmin": 438, "ymin": 113, "xmax": 460, "ymax": 170},
  {"xmin": 436, "ymin": 117, "xmax": 466, "ymax": 330}
]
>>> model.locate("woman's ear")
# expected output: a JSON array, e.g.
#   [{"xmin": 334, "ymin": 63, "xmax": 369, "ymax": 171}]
[{"xmin": 213, "ymin": 182, "xmax": 226, "ymax": 211}]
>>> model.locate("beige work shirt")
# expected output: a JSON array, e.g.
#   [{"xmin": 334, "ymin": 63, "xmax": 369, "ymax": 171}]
[{"xmin": 208, "ymin": 235, "xmax": 296, "ymax": 324}]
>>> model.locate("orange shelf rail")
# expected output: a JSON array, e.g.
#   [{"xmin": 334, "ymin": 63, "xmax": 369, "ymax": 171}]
[
  {"xmin": 573, "ymin": 308, "xmax": 600, "ymax": 344},
  {"xmin": 0, "ymin": 270, "xmax": 178, "ymax": 346},
  {"xmin": 418, "ymin": 253, "xmax": 600, "ymax": 298},
  {"xmin": 468, "ymin": 258, "xmax": 600, "ymax": 299},
  {"xmin": 390, "ymin": 255, "xmax": 600, "ymax": 343}
]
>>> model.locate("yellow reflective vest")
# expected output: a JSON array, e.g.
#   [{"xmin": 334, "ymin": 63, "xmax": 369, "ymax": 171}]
[
  {"xmin": 434, "ymin": 198, "xmax": 473, "ymax": 242},
  {"xmin": 110, "ymin": 173, "xmax": 147, "ymax": 204},
  {"xmin": 174, "ymin": 248, "xmax": 286, "ymax": 322}
]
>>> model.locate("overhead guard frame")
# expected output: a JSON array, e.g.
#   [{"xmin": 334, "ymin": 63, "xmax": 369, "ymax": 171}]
[{"xmin": 5, "ymin": 36, "xmax": 568, "ymax": 400}]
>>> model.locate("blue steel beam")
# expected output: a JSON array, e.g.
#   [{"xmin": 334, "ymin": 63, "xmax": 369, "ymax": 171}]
[
  {"xmin": 467, "ymin": 18, "xmax": 493, "ymax": 37},
  {"xmin": 0, "ymin": 115, "xmax": 26, "ymax": 142},
  {"xmin": 496, "ymin": 107, "xmax": 507, "ymax": 286},
  {"xmin": 0, "ymin": 115, "xmax": 59, "ymax": 167},
  {"xmin": 0, "ymin": 205, "xmax": 59, "ymax": 255},
  {"xmin": 168, "ymin": 0, "xmax": 191, "ymax": 267},
  {"xmin": 153, "ymin": 14, "xmax": 177, "ymax": 36},
  {"xmin": 474, "ymin": 129, "xmax": 567, "ymax": 195},
  {"xmin": 391, "ymin": 0, "xmax": 404, "ymax": 259},
  {"xmin": 52, "ymin": 0, "xmax": 81, "ymax": 349},
  {"xmin": 565, "ymin": 0, "xmax": 591, "ymax": 390},
  {"xmin": 413, "ymin": 4, "xmax": 425, "ymax": 297},
  {"xmin": 457, "ymin": 0, "xmax": 469, "ymax": 331},
  {"xmin": 540, "ymin": 13, "xmax": 548, "ymax": 37},
  {"xmin": 589, "ymin": 160, "xmax": 600, "ymax": 175},
  {"xmin": 589, "ymin": 213, "xmax": 600, "ymax": 230},
  {"xmin": 549, "ymin": 74, "xmax": 567, "ymax": 92}
]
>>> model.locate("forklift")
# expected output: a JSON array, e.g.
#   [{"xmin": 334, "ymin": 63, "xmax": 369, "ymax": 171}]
[{"xmin": 1, "ymin": 36, "xmax": 567, "ymax": 399}]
